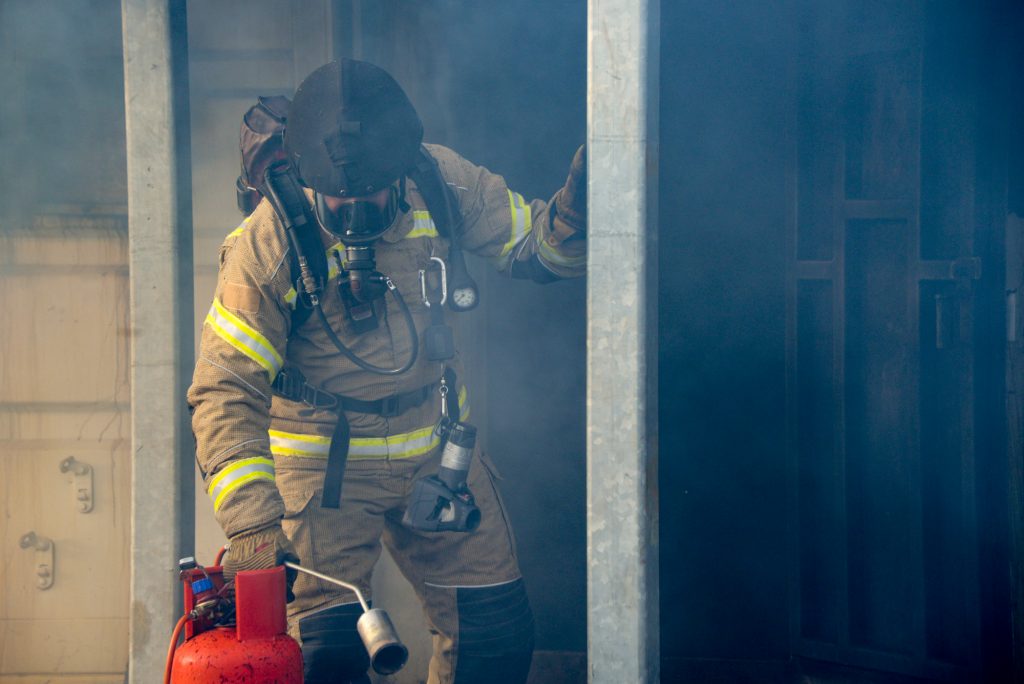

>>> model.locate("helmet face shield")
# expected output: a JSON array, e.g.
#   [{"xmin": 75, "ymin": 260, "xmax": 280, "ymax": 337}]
[{"xmin": 314, "ymin": 185, "xmax": 400, "ymax": 244}]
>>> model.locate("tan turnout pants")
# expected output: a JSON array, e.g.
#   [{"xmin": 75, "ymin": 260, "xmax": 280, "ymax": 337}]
[{"xmin": 276, "ymin": 445, "xmax": 523, "ymax": 682}]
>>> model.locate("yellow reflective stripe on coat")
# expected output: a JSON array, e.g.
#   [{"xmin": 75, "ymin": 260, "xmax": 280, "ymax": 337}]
[
  {"xmin": 206, "ymin": 298, "xmax": 284, "ymax": 379},
  {"xmin": 353, "ymin": 425, "xmax": 440, "ymax": 459},
  {"xmin": 326, "ymin": 248, "xmax": 342, "ymax": 279},
  {"xmin": 501, "ymin": 191, "xmax": 532, "ymax": 257},
  {"xmin": 457, "ymin": 385, "xmax": 470, "ymax": 422},
  {"xmin": 284, "ymin": 288, "xmax": 298, "ymax": 309},
  {"xmin": 269, "ymin": 430, "xmax": 331, "ymax": 458},
  {"xmin": 407, "ymin": 211, "xmax": 439, "ymax": 239},
  {"xmin": 208, "ymin": 457, "xmax": 275, "ymax": 511},
  {"xmin": 270, "ymin": 386, "xmax": 470, "ymax": 460},
  {"xmin": 282, "ymin": 246, "xmax": 343, "ymax": 310},
  {"xmin": 271, "ymin": 425, "xmax": 440, "ymax": 460}
]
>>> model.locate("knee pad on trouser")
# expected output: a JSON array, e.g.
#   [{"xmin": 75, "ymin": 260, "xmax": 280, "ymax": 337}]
[
  {"xmin": 453, "ymin": 579, "xmax": 535, "ymax": 684},
  {"xmin": 299, "ymin": 602, "xmax": 372, "ymax": 684}
]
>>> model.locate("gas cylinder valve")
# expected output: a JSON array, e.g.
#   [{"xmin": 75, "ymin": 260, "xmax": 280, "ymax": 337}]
[{"xmin": 178, "ymin": 557, "xmax": 220, "ymax": 620}]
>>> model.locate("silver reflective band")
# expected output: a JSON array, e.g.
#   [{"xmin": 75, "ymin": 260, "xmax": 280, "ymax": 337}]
[
  {"xmin": 408, "ymin": 210, "xmax": 439, "ymax": 239},
  {"xmin": 208, "ymin": 457, "xmax": 275, "ymax": 512},
  {"xmin": 269, "ymin": 388, "xmax": 470, "ymax": 461},
  {"xmin": 269, "ymin": 430, "xmax": 331, "ymax": 458},
  {"xmin": 206, "ymin": 298, "xmax": 283, "ymax": 379}
]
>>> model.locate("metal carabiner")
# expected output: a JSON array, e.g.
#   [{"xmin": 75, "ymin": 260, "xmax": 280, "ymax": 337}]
[
  {"xmin": 438, "ymin": 373, "xmax": 450, "ymax": 418},
  {"xmin": 434, "ymin": 372, "xmax": 452, "ymax": 437},
  {"xmin": 418, "ymin": 256, "xmax": 448, "ymax": 307}
]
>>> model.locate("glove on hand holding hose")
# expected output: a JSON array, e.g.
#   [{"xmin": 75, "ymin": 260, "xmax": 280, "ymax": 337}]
[
  {"xmin": 553, "ymin": 144, "xmax": 587, "ymax": 235},
  {"xmin": 223, "ymin": 524, "xmax": 300, "ymax": 602}
]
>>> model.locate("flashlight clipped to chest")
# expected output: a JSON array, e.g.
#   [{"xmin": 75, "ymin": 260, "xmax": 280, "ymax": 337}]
[{"xmin": 403, "ymin": 375, "xmax": 482, "ymax": 533}]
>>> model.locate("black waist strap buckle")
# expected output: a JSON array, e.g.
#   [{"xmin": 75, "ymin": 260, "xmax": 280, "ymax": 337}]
[
  {"xmin": 317, "ymin": 367, "xmax": 458, "ymax": 510},
  {"xmin": 379, "ymin": 394, "xmax": 402, "ymax": 418},
  {"xmin": 273, "ymin": 368, "xmax": 338, "ymax": 410},
  {"xmin": 300, "ymin": 383, "xmax": 338, "ymax": 410},
  {"xmin": 272, "ymin": 368, "xmax": 305, "ymax": 403}
]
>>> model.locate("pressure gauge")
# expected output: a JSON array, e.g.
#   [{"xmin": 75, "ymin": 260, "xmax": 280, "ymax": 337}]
[
  {"xmin": 446, "ymin": 246, "xmax": 479, "ymax": 312},
  {"xmin": 450, "ymin": 286, "xmax": 478, "ymax": 311}
]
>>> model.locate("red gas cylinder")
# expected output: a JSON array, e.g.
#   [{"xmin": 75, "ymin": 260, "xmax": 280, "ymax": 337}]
[{"xmin": 171, "ymin": 566, "xmax": 302, "ymax": 683}]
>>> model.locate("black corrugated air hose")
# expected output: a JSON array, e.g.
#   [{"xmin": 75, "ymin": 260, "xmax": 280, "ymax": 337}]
[{"xmin": 312, "ymin": 276, "xmax": 419, "ymax": 376}]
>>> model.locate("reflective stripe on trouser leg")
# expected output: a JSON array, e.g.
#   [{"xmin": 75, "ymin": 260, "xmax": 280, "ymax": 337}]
[
  {"xmin": 298, "ymin": 602, "xmax": 371, "ymax": 684},
  {"xmin": 452, "ymin": 579, "xmax": 534, "ymax": 684}
]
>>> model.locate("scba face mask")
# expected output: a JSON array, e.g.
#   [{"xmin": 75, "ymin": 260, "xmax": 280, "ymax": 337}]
[{"xmin": 314, "ymin": 183, "xmax": 402, "ymax": 245}]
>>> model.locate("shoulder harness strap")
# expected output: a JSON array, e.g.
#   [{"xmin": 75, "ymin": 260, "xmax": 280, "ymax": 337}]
[
  {"xmin": 407, "ymin": 146, "xmax": 459, "ymax": 241},
  {"xmin": 261, "ymin": 162, "xmax": 329, "ymax": 332}
]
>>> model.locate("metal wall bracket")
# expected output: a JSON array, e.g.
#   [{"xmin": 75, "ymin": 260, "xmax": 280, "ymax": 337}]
[
  {"xmin": 59, "ymin": 456, "xmax": 94, "ymax": 513},
  {"xmin": 951, "ymin": 256, "xmax": 983, "ymax": 298},
  {"xmin": 950, "ymin": 256, "xmax": 982, "ymax": 282},
  {"xmin": 19, "ymin": 531, "xmax": 55, "ymax": 590},
  {"xmin": 932, "ymin": 257, "xmax": 984, "ymax": 349}
]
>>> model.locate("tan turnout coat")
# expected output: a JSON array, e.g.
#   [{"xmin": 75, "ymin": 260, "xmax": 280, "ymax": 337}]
[{"xmin": 188, "ymin": 144, "xmax": 585, "ymax": 539}]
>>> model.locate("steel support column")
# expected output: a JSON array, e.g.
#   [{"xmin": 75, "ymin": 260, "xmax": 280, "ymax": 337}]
[
  {"xmin": 122, "ymin": 1, "xmax": 194, "ymax": 680},
  {"xmin": 587, "ymin": 0, "xmax": 660, "ymax": 682}
]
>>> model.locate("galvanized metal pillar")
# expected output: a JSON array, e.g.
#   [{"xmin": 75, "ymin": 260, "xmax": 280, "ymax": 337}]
[
  {"xmin": 587, "ymin": 0, "xmax": 660, "ymax": 682},
  {"xmin": 121, "ymin": 1, "xmax": 194, "ymax": 680}
]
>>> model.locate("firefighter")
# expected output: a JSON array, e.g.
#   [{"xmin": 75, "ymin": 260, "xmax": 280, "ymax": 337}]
[{"xmin": 188, "ymin": 59, "xmax": 586, "ymax": 684}]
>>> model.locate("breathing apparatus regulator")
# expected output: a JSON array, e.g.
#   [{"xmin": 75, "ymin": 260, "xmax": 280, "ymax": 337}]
[
  {"xmin": 242, "ymin": 60, "xmax": 482, "ymax": 530},
  {"xmin": 270, "ymin": 58, "xmax": 479, "ymax": 374}
]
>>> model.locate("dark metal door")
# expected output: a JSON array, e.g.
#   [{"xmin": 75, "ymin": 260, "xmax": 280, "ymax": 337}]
[{"xmin": 787, "ymin": 2, "xmax": 994, "ymax": 680}]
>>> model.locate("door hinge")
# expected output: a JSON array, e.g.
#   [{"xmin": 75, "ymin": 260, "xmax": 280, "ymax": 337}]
[
  {"xmin": 59, "ymin": 456, "xmax": 93, "ymax": 513},
  {"xmin": 19, "ymin": 531, "xmax": 55, "ymax": 590}
]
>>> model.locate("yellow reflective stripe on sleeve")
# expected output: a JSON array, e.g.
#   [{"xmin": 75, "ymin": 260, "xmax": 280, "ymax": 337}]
[
  {"xmin": 208, "ymin": 457, "xmax": 275, "ymax": 511},
  {"xmin": 538, "ymin": 237, "xmax": 587, "ymax": 269},
  {"xmin": 205, "ymin": 298, "xmax": 284, "ymax": 379},
  {"xmin": 269, "ymin": 386, "xmax": 470, "ymax": 460},
  {"xmin": 227, "ymin": 216, "xmax": 251, "ymax": 239},
  {"xmin": 407, "ymin": 211, "xmax": 439, "ymax": 239},
  {"xmin": 501, "ymin": 191, "xmax": 533, "ymax": 257}
]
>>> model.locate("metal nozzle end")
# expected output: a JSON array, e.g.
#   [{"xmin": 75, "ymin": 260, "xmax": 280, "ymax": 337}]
[{"xmin": 357, "ymin": 608, "xmax": 409, "ymax": 675}]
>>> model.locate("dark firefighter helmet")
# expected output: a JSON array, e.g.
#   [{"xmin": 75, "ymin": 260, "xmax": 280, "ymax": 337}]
[{"xmin": 284, "ymin": 59, "xmax": 424, "ymax": 198}]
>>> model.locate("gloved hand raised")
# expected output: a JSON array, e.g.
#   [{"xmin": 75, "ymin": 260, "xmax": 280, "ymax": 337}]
[
  {"xmin": 223, "ymin": 524, "xmax": 300, "ymax": 602},
  {"xmin": 553, "ymin": 144, "xmax": 587, "ymax": 234}
]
